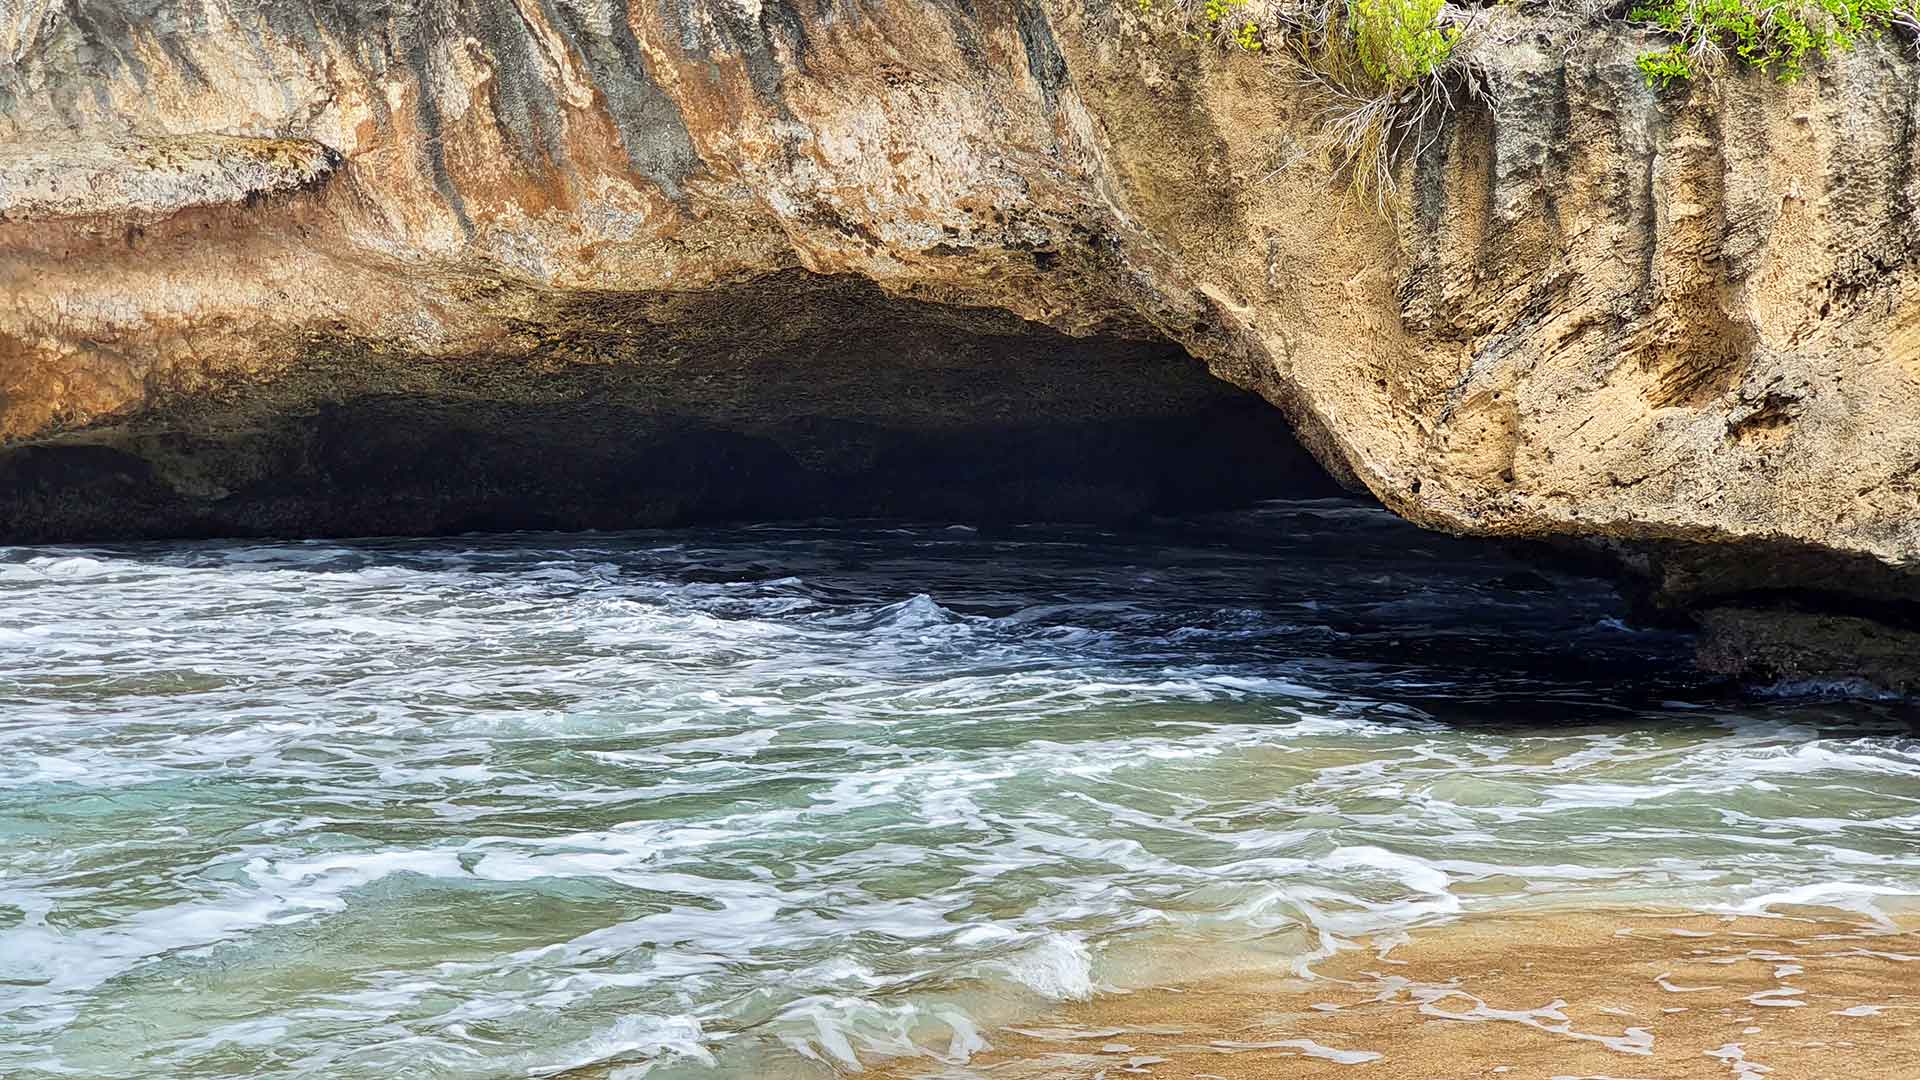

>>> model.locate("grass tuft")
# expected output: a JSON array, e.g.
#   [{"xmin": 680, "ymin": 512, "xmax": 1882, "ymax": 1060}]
[
  {"xmin": 1141, "ymin": 0, "xmax": 1498, "ymax": 210},
  {"xmin": 1141, "ymin": 0, "xmax": 1920, "ymax": 213}
]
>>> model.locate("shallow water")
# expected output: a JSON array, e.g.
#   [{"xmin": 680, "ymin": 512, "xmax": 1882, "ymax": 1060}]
[
  {"xmin": 1, "ymin": 500, "xmax": 1916, "ymax": 1078},
  {"xmin": 898, "ymin": 909, "xmax": 1920, "ymax": 1080}
]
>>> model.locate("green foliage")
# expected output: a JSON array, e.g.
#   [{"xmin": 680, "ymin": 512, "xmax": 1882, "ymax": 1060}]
[
  {"xmin": 1634, "ymin": 43, "xmax": 1698, "ymax": 86},
  {"xmin": 1135, "ymin": 0, "xmax": 1487, "ymax": 210},
  {"xmin": 1629, "ymin": 0, "xmax": 1913, "ymax": 86},
  {"xmin": 1147, "ymin": 0, "xmax": 1262, "ymax": 50},
  {"xmin": 1198, "ymin": 0, "xmax": 1264, "ymax": 53},
  {"xmin": 1350, "ymin": 0, "xmax": 1462, "ymax": 88}
]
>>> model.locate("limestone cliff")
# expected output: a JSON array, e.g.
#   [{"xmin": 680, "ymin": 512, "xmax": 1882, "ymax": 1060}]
[{"xmin": 3, "ymin": 1, "xmax": 1918, "ymax": 685}]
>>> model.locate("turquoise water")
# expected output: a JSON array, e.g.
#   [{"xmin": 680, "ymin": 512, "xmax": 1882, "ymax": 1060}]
[{"xmin": 1, "ymin": 500, "xmax": 1916, "ymax": 1078}]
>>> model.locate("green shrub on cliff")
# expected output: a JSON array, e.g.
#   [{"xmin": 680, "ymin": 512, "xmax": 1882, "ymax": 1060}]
[
  {"xmin": 1351, "ymin": 0, "xmax": 1461, "ymax": 85},
  {"xmin": 1630, "ymin": 0, "xmax": 1918, "ymax": 86},
  {"xmin": 1143, "ymin": 0, "xmax": 1267, "ymax": 50},
  {"xmin": 1142, "ymin": 0, "xmax": 1920, "ymax": 207},
  {"xmin": 1139, "ymin": 0, "xmax": 1486, "ymax": 207}
]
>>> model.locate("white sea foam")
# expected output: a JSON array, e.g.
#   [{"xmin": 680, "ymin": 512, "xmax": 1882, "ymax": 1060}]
[
  {"xmin": 1210, "ymin": 1038, "xmax": 1382, "ymax": 1064},
  {"xmin": 1728, "ymin": 883, "xmax": 1920, "ymax": 927},
  {"xmin": 2, "ymin": 511, "xmax": 1916, "ymax": 1078},
  {"xmin": 996, "ymin": 934, "xmax": 1096, "ymax": 1001},
  {"xmin": 517, "ymin": 1013, "xmax": 715, "ymax": 1075},
  {"xmin": 1415, "ymin": 989, "xmax": 1654, "ymax": 1055},
  {"xmin": 1705, "ymin": 1042, "xmax": 1773, "ymax": 1078}
]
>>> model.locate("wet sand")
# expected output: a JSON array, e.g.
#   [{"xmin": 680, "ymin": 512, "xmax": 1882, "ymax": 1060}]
[{"xmin": 889, "ymin": 909, "xmax": 1920, "ymax": 1080}]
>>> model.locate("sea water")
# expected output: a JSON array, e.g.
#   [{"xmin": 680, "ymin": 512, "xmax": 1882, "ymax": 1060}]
[{"xmin": 1, "ymin": 500, "xmax": 1915, "ymax": 1078}]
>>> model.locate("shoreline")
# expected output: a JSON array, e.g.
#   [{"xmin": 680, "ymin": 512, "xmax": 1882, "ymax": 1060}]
[{"xmin": 870, "ymin": 906, "xmax": 1920, "ymax": 1080}]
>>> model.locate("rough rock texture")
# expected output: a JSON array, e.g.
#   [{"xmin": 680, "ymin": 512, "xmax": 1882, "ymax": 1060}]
[
  {"xmin": 1697, "ymin": 607, "xmax": 1920, "ymax": 696},
  {"xmin": 3, "ymin": 1, "xmax": 1919, "ymax": 682}
]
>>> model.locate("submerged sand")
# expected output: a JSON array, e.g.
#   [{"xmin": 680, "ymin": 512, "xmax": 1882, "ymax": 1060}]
[{"xmin": 886, "ymin": 909, "xmax": 1920, "ymax": 1080}]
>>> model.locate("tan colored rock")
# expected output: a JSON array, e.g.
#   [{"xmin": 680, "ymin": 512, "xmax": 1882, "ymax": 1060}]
[
  {"xmin": 2, "ymin": 2, "xmax": 1918, "ymax": 679},
  {"xmin": 0, "ymin": 133, "xmax": 338, "ymax": 223}
]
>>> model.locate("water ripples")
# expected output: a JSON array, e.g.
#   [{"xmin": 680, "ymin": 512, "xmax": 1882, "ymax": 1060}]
[{"xmin": 0, "ymin": 500, "xmax": 1915, "ymax": 1078}]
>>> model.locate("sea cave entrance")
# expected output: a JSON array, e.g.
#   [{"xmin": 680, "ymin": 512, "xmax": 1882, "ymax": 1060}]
[{"xmin": 0, "ymin": 270, "xmax": 1345, "ymax": 543}]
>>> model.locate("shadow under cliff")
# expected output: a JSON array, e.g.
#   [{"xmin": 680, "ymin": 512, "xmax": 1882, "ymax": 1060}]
[{"xmin": 0, "ymin": 271, "xmax": 1344, "ymax": 543}]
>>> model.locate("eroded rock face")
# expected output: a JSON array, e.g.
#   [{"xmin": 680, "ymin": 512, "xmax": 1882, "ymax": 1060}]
[{"xmin": 3, "ymin": 2, "xmax": 1919, "ymax": 682}]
